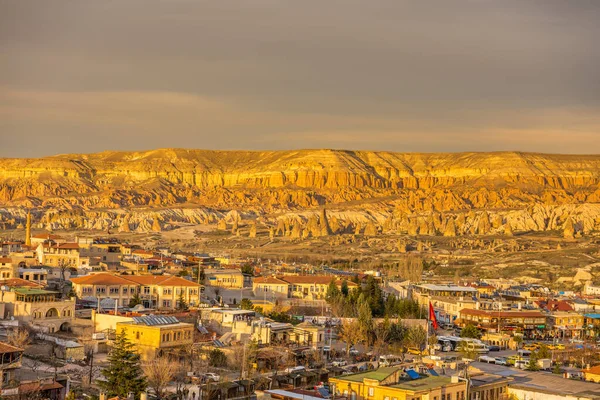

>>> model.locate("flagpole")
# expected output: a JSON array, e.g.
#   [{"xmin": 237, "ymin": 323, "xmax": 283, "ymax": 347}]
[{"xmin": 426, "ymin": 301, "xmax": 430, "ymax": 353}]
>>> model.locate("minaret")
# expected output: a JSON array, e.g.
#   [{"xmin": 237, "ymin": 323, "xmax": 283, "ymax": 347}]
[{"xmin": 25, "ymin": 211, "xmax": 32, "ymax": 246}]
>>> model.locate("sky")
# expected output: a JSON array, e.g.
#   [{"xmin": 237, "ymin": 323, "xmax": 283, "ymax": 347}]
[{"xmin": 1, "ymin": 0, "xmax": 599, "ymax": 157}]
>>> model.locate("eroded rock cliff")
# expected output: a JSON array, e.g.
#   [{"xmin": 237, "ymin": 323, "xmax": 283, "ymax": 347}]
[{"xmin": 2, "ymin": 149, "xmax": 600, "ymax": 234}]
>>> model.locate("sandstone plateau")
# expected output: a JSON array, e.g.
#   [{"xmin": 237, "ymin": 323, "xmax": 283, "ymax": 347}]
[{"xmin": 1, "ymin": 148, "xmax": 600, "ymax": 235}]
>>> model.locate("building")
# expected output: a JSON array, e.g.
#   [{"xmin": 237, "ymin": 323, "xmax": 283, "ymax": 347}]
[
  {"xmin": 458, "ymin": 309, "xmax": 546, "ymax": 338},
  {"xmin": 582, "ymin": 365, "xmax": 600, "ymax": 383},
  {"xmin": 36, "ymin": 242, "xmax": 83, "ymax": 267},
  {"xmin": 70, "ymin": 273, "xmax": 202, "ymax": 310},
  {"xmin": 430, "ymin": 296, "xmax": 477, "ymax": 325},
  {"xmin": 252, "ymin": 277, "xmax": 290, "ymax": 299},
  {"xmin": 116, "ymin": 315, "xmax": 194, "ymax": 360},
  {"xmin": 0, "ymin": 258, "xmax": 16, "ymax": 279},
  {"xmin": 234, "ymin": 319, "xmax": 325, "ymax": 349},
  {"xmin": 412, "ymin": 284, "xmax": 478, "ymax": 306},
  {"xmin": 18, "ymin": 268, "xmax": 48, "ymax": 285},
  {"xmin": 329, "ymin": 367, "xmax": 467, "ymax": 400},
  {"xmin": 204, "ymin": 269, "xmax": 245, "ymax": 288},
  {"xmin": 0, "ymin": 342, "xmax": 23, "ymax": 394},
  {"xmin": 0, "ymin": 284, "xmax": 75, "ymax": 333},
  {"xmin": 547, "ymin": 312, "xmax": 585, "ymax": 339},
  {"xmin": 252, "ymin": 275, "xmax": 358, "ymax": 300}
]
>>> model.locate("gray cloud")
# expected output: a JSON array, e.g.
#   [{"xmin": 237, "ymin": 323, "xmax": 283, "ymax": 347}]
[{"xmin": 1, "ymin": 0, "xmax": 599, "ymax": 156}]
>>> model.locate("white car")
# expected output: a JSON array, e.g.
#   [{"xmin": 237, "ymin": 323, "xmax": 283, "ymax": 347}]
[
  {"xmin": 284, "ymin": 366, "xmax": 306, "ymax": 373},
  {"xmin": 203, "ymin": 373, "xmax": 220, "ymax": 382},
  {"xmin": 332, "ymin": 359, "xmax": 347, "ymax": 367},
  {"xmin": 323, "ymin": 345, "xmax": 331, "ymax": 352},
  {"xmin": 349, "ymin": 348, "xmax": 359, "ymax": 356}
]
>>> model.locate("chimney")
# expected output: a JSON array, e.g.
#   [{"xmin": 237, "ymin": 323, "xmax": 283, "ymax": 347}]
[{"xmin": 99, "ymin": 393, "xmax": 106, "ymax": 400}]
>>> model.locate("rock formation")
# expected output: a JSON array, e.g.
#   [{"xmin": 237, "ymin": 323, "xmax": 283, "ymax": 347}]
[{"xmin": 2, "ymin": 149, "xmax": 600, "ymax": 234}]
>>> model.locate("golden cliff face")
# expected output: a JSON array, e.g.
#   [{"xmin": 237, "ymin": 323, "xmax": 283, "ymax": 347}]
[{"xmin": 1, "ymin": 149, "xmax": 600, "ymax": 233}]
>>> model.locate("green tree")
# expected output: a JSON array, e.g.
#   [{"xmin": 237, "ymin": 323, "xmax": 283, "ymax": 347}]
[
  {"xmin": 536, "ymin": 344, "xmax": 550, "ymax": 359},
  {"xmin": 341, "ymin": 280, "xmax": 349, "ymax": 297},
  {"xmin": 525, "ymin": 354, "xmax": 540, "ymax": 371},
  {"xmin": 326, "ymin": 280, "xmax": 341, "ymax": 302},
  {"xmin": 240, "ymin": 298, "xmax": 254, "ymax": 310},
  {"xmin": 176, "ymin": 292, "xmax": 188, "ymax": 311},
  {"xmin": 240, "ymin": 264, "xmax": 254, "ymax": 275},
  {"xmin": 405, "ymin": 326, "xmax": 427, "ymax": 353},
  {"xmin": 99, "ymin": 330, "xmax": 147, "ymax": 399},
  {"xmin": 357, "ymin": 294, "xmax": 374, "ymax": 344},
  {"xmin": 128, "ymin": 292, "xmax": 142, "ymax": 308},
  {"xmin": 198, "ymin": 266, "xmax": 206, "ymax": 284},
  {"xmin": 552, "ymin": 363, "xmax": 563, "ymax": 375},
  {"xmin": 208, "ymin": 349, "xmax": 228, "ymax": 368},
  {"xmin": 460, "ymin": 324, "xmax": 481, "ymax": 339}
]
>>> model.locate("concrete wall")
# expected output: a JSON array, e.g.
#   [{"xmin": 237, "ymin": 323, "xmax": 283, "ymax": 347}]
[{"xmin": 92, "ymin": 311, "xmax": 133, "ymax": 332}]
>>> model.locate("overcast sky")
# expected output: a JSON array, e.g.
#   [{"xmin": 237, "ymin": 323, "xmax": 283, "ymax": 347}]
[{"xmin": 1, "ymin": 0, "xmax": 599, "ymax": 157}]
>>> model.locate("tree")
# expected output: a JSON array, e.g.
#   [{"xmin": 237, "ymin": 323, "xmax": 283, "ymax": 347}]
[
  {"xmin": 525, "ymin": 354, "xmax": 540, "ymax": 371},
  {"xmin": 176, "ymin": 292, "xmax": 188, "ymax": 311},
  {"xmin": 405, "ymin": 326, "xmax": 427, "ymax": 354},
  {"xmin": 341, "ymin": 280, "xmax": 349, "ymax": 297},
  {"xmin": 198, "ymin": 266, "xmax": 206, "ymax": 284},
  {"xmin": 552, "ymin": 363, "xmax": 563, "ymax": 375},
  {"xmin": 240, "ymin": 298, "xmax": 254, "ymax": 310},
  {"xmin": 338, "ymin": 319, "xmax": 364, "ymax": 357},
  {"xmin": 326, "ymin": 280, "xmax": 341, "ymax": 302},
  {"xmin": 98, "ymin": 330, "xmax": 147, "ymax": 399},
  {"xmin": 128, "ymin": 292, "xmax": 142, "ymax": 308},
  {"xmin": 143, "ymin": 357, "xmax": 179, "ymax": 399},
  {"xmin": 208, "ymin": 349, "xmax": 228, "ymax": 368},
  {"xmin": 7, "ymin": 327, "xmax": 30, "ymax": 349},
  {"xmin": 357, "ymin": 294, "xmax": 374, "ymax": 345},
  {"xmin": 536, "ymin": 344, "xmax": 550, "ymax": 359},
  {"xmin": 460, "ymin": 324, "xmax": 481, "ymax": 339},
  {"xmin": 513, "ymin": 334, "xmax": 523, "ymax": 350},
  {"xmin": 240, "ymin": 264, "xmax": 254, "ymax": 275},
  {"xmin": 457, "ymin": 341, "xmax": 477, "ymax": 361}
]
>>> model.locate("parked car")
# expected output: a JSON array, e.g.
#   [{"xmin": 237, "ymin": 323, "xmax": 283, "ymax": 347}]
[
  {"xmin": 488, "ymin": 345, "xmax": 500, "ymax": 352},
  {"xmin": 203, "ymin": 373, "xmax": 220, "ymax": 382},
  {"xmin": 478, "ymin": 355, "xmax": 496, "ymax": 364},
  {"xmin": 284, "ymin": 366, "xmax": 306, "ymax": 373},
  {"xmin": 323, "ymin": 345, "xmax": 331, "ymax": 352},
  {"xmin": 332, "ymin": 359, "xmax": 347, "ymax": 367},
  {"xmin": 494, "ymin": 357, "xmax": 508, "ymax": 366},
  {"xmin": 349, "ymin": 347, "xmax": 359, "ymax": 356}
]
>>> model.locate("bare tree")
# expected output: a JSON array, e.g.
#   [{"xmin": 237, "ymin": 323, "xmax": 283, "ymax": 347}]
[
  {"xmin": 338, "ymin": 319, "xmax": 364, "ymax": 358},
  {"xmin": 143, "ymin": 356, "xmax": 180, "ymax": 399},
  {"xmin": 7, "ymin": 327, "xmax": 31, "ymax": 349}
]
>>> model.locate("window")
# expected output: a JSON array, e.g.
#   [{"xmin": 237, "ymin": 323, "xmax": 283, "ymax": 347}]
[
  {"xmin": 122, "ymin": 287, "xmax": 128, "ymax": 295},
  {"xmin": 368, "ymin": 388, "xmax": 374, "ymax": 396},
  {"xmin": 143, "ymin": 286, "xmax": 150, "ymax": 294}
]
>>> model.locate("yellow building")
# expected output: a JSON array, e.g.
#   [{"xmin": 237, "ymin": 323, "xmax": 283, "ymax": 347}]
[
  {"xmin": 71, "ymin": 273, "xmax": 202, "ymax": 310},
  {"xmin": 0, "ymin": 282, "xmax": 75, "ymax": 333},
  {"xmin": 583, "ymin": 365, "xmax": 600, "ymax": 383},
  {"xmin": 252, "ymin": 275, "xmax": 358, "ymax": 300},
  {"xmin": 116, "ymin": 315, "xmax": 194, "ymax": 360},
  {"xmin": 0, "ymin": 257, "xmax": 16, "ymax": 279},
  {"xmin": 329, "ymin": 367, "xmax": 466, "ymax": 400},
  {"xmin": 205, "ymin": 269, "xmax": 245, "ymax": 288},
  {"xmin": 548, "ymin": 311, "xmax": 585, "ymax": 339}
]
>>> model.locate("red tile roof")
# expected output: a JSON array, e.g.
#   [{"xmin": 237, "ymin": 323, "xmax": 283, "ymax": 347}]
[
  {"xmin": 0, "ymin": 278, "xmax": 42, "ymax": 288},
  {"xmin": 253, "ymin": 276, "xmax": 289, "ymax": 285},
  {"xmin": 0, "ymin": 342, "xmax": 24, "ymax": 353},
  {"xmin": 71, "ymin": 272, "xmax": 201, "ymax": 287},
  {"xmin": 0, "ymin": 257, "xmax": 12, "ymax": 263}
]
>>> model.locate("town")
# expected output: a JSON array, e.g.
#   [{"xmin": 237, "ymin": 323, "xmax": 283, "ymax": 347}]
[{"xmin": 2, "ymin": 217, "xmax": 600, "ymax": 400}]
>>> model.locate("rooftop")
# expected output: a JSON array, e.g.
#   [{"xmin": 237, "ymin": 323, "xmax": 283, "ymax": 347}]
[
  {"xmin": 13, "ymin": 288, "xmax": 59, "ymax": 296},
  {"xmin": 333, "ymin": 367, "xmax": 399, "ymax": 383},
  {"xmin": 416, "ymin": 284, "xmax": 478, "ymax": 292},
  {"xmin": 391, "ymin": 376, "xmax": 457, "ymax": 392}
]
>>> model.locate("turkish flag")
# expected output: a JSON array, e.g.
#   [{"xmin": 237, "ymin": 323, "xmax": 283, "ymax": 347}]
[{"xmin": 429, "ymin": 302, "xmax": 439, "ymax": 330}]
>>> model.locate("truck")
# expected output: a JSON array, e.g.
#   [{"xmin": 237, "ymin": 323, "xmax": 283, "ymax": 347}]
[{"xmin": 537, "ymin": 358, "xmax": 552, "ymax": 370}]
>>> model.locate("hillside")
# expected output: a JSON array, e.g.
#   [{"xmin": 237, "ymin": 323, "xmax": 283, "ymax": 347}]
[{"xmin": 1, "ymin": 149, "xmax": 600, "ymax": 234}]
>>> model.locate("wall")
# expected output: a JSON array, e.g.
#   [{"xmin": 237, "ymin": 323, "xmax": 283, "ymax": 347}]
[{"xmin": 92, "ymin": 311, "xmax": 133, "ymax": 332}]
